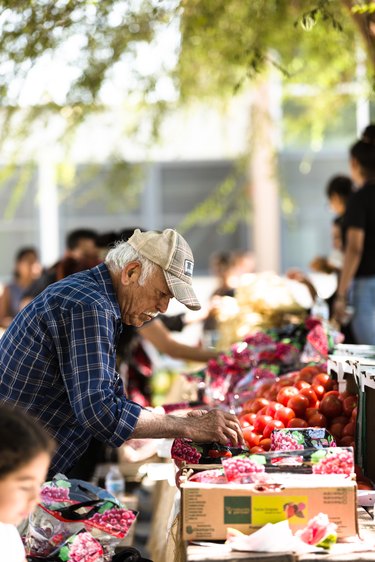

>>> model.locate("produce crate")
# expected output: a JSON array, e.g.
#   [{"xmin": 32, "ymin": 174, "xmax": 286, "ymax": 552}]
[
  {"xmin": 356, "ymin": 364, "xmax": 375, "ymax": 483},
  {"xmin": 181, "ymin": 476, "xmax": 357, "ymax": 541},
  {"xmin": 328, "ymin": 344, "xmax": 375, "ymax": 485}
]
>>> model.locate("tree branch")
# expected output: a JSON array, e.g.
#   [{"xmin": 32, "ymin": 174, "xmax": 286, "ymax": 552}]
[{"xmin": 341, "ymin": 0, "xmax": 375, "ymax": 70}]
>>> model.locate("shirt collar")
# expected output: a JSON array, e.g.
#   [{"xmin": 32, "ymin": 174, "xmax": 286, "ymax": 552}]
[{"xmin": 91, "ymin": 262, "xmax": 121, "ymax": 319}]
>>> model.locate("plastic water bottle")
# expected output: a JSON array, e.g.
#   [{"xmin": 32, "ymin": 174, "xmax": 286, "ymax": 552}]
[
  {"xmin": 105, "ymin": 465, "xmax": 125, "ymax": 499},
  {"xmin": 311, "ymin": 296, "xmax": 330, "ymax": 322}
]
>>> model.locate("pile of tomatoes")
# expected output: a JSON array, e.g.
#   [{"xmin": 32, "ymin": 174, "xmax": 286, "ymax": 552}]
[{"xmin": 239, "ymin": 365, "xmax": 357, "ymax": 454}]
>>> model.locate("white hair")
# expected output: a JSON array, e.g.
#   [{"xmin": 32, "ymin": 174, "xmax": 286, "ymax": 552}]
[{"xmin": 105, "ymin": 241, "xmax": 158, "ymax": 285}]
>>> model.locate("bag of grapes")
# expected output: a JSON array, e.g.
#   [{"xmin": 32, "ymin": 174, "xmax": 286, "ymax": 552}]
[{"xmin": 25, "ymin": 476, "xmax": 137, "ymax": 561}]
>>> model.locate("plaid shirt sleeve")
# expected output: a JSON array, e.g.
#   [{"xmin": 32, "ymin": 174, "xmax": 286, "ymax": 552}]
[{"xmin": 48, "ymin": 302, "xmax": 141, "ymax": 446}]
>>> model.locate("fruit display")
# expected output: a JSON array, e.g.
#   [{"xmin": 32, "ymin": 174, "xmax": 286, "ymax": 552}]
[
  {"xmin": 311, "ymin": 448, "xmax": 355, "ymax": 477},
  {"xmin": 202, "ymin": 317, "xmax": 342, "ymax": 411},
  {"xmin": 238, "ymin": 365, "xmax": 357, "ymax": 453},
  {"xmin": 221, "ymin": 455, "xmax": 265, "ymax": 482}
]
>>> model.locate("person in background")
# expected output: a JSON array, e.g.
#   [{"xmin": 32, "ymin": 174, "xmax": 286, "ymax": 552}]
[
  {"xmin": 309, "ymin": 175, "xmax": 354, "ymax": 275},
  {"xmin": 22, "ymin": 228, "xmax": 100, "ymax": 302},
  {"xmin": 333, "ymin": 127, "xmax": 375, "ymax": 344},
  {"xmin": 202, "ymin": 251, "xmax": 238, "ymax": 340},
  {"xmin": 54, "ymin": 228, "xmax": 100, "ymax": 280},
  {"xmin": 0, "ymin": 247, "xmax": 41, "ymax": 328},
  {"xmin": 0, "ymin": 228, "xmax": 242, "ymax": 478},
  {"xmin": 0, "ymin": 404, "xmax": 54, "ymax": 562},
  {"xmin": 230, "ymin": 249, "xmax": 256, "ymax": 285}
]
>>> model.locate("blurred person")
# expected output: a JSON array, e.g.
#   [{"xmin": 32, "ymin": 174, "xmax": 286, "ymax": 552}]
[
  {"xmin": 230, "ymin": 249, "xmax": 256, "ymax": 284},
  {"xmin": 0, "ymin": 247, "xmax": 41, "ymax": 328},
  {"xmin": 0, "ymin": 404, "xmax": 54, "ymax": 562},
  {"xmin": 202, "ymin": 251, "xmax": 238, "ymax": 341},
  {"xmin": 309, "ymin": 175, "xmax": 354, "ymax": 275},
  {"xmin": 333, "ymin": 127, "xmax": 375, "ymax": 343},
  {"xmin": 22, "ymin": 228, "xmax": 100, "ymax": 302},
  {"xmin": 0, "ymin": 229, "xmax": 242, "ymax": 478}
]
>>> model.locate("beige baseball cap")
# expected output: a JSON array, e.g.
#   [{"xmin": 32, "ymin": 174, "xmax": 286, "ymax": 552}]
[{"xmin": 127, "ymin": 228, "xmax": 201, "ymax": 310}]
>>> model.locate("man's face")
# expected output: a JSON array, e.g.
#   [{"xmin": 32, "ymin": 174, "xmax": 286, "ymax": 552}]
[{"xmin": 118, "ymin": 263, "xmax": 173, "ymax": 327}]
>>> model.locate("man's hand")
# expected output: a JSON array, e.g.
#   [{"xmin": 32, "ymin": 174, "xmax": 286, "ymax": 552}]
[
  {"xmin": 186, "ymin": 409, "xmax": 244, "ymax": 447},
  {"xmin": 132, "ymin": 407, "xmax": 244, "ymax": 447}
]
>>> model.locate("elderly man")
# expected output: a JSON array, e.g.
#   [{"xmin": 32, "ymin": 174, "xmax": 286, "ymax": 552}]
[{"xmin": 0, "ymin": 229, "xmax": 242, "ymax": 475}]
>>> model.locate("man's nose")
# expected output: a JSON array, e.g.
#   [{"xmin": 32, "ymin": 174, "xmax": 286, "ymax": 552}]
[{"xmin": 158, "ymin": 296, "xmax": 170, "ymax": 313}]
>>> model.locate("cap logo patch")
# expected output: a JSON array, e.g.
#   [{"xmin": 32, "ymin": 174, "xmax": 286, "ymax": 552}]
[{"xmin": 184, "ymin": 259, "xmax": 194, "ymax": 277}]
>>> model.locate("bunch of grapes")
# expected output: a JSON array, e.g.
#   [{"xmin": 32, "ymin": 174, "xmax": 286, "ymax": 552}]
[
  {"xmin": 312, "ymin": 450, "xmax": 354, "ymax": 476},
  {"xmin": 68, "ymin": 532, "xmax": 103, "ymax": 562},
  {"xmin": 222, "ymin": 456, "xmax": 265, "ymax": 482},
  {"xmin": 271, "ymin": 432, "xmax": 304, "ymax": 451},
  {"xmin": 40, "ymin": 485, "xmax": 70, "ymax": 504},
  {"xmin": 87, "ymin": 508, "xmax": 136, "ymax": 538},
  {"xmin": 171, "ymin": 439, "xmax": 201, "ymax": 463},
  {"xmin": 190, "ymin": 469, "xmax": 227, "ymax": 484}
]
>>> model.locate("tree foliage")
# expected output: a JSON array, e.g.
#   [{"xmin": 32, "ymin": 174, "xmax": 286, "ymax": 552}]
[{"xmin": 1, "ymin": 1, "xmax": 375, "ymax": 220}]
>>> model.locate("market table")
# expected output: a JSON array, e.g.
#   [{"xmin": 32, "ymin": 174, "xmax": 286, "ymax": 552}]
[{"xmin": 186, "ymin": 508, "xmax": 375, "ymax": 562}]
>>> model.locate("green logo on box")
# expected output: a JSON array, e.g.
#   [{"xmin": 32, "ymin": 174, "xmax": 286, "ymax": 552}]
[{"xmin": 224, "ymin": 496, "xmax": 251, "ymax": 524}]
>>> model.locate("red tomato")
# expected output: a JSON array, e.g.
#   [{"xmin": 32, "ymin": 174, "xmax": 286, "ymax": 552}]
[
  {"xmin": 257, "ymin": 406, "xmax": 269, "ymax": 416},
  {"xmin": 255, "ymin": 381, "xmax": 274, "ymax": 397},
  {"xmin": 319, "ymin": 395, "xmax": 343, "ymax": 418},
  {"xmin": 250, "ymin": 446, "xmax": 265, "ymax": 454},
  {"xmin": 307, "ymin": 412, "xmax": 327, "ymax": 427},
  {"xmin": 342, "ymin": 395, "xmax": 358, "ymax": 417},
  {"xmin": 249, "ymin": 397, "xmax": 270, "ymax": 414},
  {"xmin": 287, "ymin": 394, "xmax": 310, "ymax": 417},
  {"xmin": 275, "ymin": 406, "xmax": 296, "ymax": 425},
  {"xmin": 311, "ymin": 384, "xmax": 325, "ymax": 400},
  {"xmin": 324, "ymin": 390, "xmax": 340, "ymax": 398},
  {"xmin": 339, "ymin": 435, "xmax": 355, "ymax": 448},
  {"xmin": 313, "ymin": 373, "xmax": 335, "ymax": 391},
  {"xmin": 259, "ymin": 438, "xmax": 271, "ymax": 451},
  {"xmin": 240, "ymin": 412, "xmax": 257, "ymax": 427},
  {"xmin": 351, "ymin": 407, "xmax": 358, "ymax": 422},
  {"xmin": 263, "ymin": 420, "xmax": 285, "ymax": 439},
  {"xmin": 342, "ymin": 421, "xmax": 356, "ymax": 437},
  {"xmin": 254, "ymin": 414, "xmax": 273, "ymax": 434},
  {"xmin": 331, "ymin": 415, "xmax": 350, "ymax": 425},
  {"xmin": 265, "ymin": 401, "xmax": 283, "ymax": 418},
  {"xmin": 287, "ymin": 418, "xmax": 309, "ymax": 428},
  {"xmin": 306, "ymin": 407, "xmax": 318, "ymax": 419},
  {"xmin": 277, "ymin": 386, "xmax": 299, "ymax": 407},
  {"xmin": 298, "ymin": 365, "xmax": 321, "ymax": 383},
  {"xmin": 299, "ymin": 387, "xmax": 318, "ymax": 407},
  {"xmin": 295, "ymin": 380, "xmax": 311, "ymax": 390},
  {"xmin": 329, "ymin": 422, "xmax": 345, "ymax": 440},
  {"xmin": 242, "ymin": 428, "xmax": 261, "ymax": 448}
]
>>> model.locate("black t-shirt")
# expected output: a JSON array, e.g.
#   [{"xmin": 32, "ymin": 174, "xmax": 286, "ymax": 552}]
[{"xmin": 344, "ymin": 181, "xmax": 375, "ymax": 277}]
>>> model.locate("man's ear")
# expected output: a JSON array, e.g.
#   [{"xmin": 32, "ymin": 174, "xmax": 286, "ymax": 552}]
[{"xmin": 121, "ymin": 262, "xmax": 142, "ymax": 286}]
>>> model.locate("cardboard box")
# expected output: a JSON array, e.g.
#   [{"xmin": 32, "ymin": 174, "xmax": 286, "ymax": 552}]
[{"xmin": 181, "ymin": 477, "xmax": 357, "ymax": 541}]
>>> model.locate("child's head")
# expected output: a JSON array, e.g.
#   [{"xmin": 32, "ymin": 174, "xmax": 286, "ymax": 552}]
[
  {"xmin": 0, "ymin": 405, "xmax": 54, "ymax": 525},
  {"xmin": 325, "ymin": 175, "xmax": 353, "ymax": 215}
]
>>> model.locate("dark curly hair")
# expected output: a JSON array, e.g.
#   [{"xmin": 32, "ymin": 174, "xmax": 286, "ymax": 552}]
[{"xmin": 0, "ymin": 404, "xmax": 55, "ymax": 479}]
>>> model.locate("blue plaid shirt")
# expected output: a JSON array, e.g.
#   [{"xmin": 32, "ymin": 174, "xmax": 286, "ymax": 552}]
[{"xmin": 0, "ymin": 263, "xmax": 142, "ymax": 474}]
